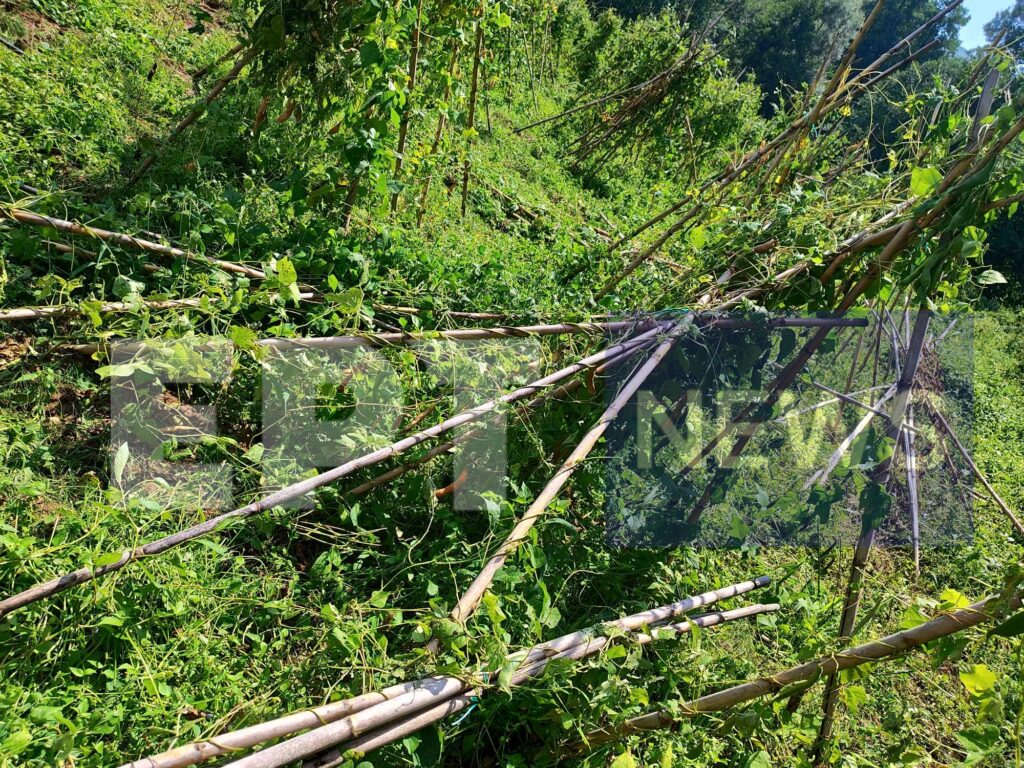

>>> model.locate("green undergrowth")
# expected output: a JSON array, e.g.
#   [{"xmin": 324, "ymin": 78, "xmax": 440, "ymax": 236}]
[{"xmin": 1, "ymin": 0, "xmax": 1024, "ymax": 766}]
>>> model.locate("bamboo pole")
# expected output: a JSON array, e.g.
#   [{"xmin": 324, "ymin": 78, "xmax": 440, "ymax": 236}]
[
  {"xmin": 576, "ymin": 589, "xmax": 1017, "ymax": 751},
  {"xmin": 904, "ymin": 402, "xmax": 921, "ymax": 574},
  {"xmin": 174, "ymin": 581, "xmax": 770, "ymax": 768},
  {"xmin": 709, "ymin": 108, "xmax": 1024, "ymax": 435},
  {"xmin": 1, "ymin": 36, "xmax": 24, "ymax": 55},
  {"xmin": 390, "ymin": 0, "xmax": 424, "ymax": 213},
  {"xmin": 62, "ymin": 320, "xmax": 665, "ymax": 357},
  {"xmin": 812, "ymin": 308, "xmax": 931, "ymax": 765},
  {"xmin": 512, "ymin": 72, "xmax": 667, "ymax": 134},
  {"xmin": 804, "ymin": 385, "xmax": 897, "ymax": 489},
  {"xmin": 416, "ymin": 44, "xmax": 460, "ymax": 227},
  {"xmin": 924, "ymin": 400, "xmax": 1024, "ymax": 537},
  {"xmin": 432, "ymin": 318, "xmax": 691, "ymax": 648},
  {"xmin": 311, "ymin": 604, "xmax": 780, "ymax": 768},
  {"xmin": 129, "ymin": 578, "xmax": 769, "ymax": 768},
  {"xmin": 191, "ymin": 43, "xmax": 246, "ymax": 81},
  {"xmin": 0, "ymin": 325, "xmax": 666, "ymax": 619},
  {"xmin": 61, "ymin": 318, "xmax": 864, "ymax": 357},
  {"xmin": 461, "ymin": 11, "xmax": 485, "ymax": 219},
  {"xmin": 0, "ymin": 293, "xmax": 319, "ymax": 322},
  {"xmin": 1, "ymin": 206, "xmax": 266, "ymax": 280}
]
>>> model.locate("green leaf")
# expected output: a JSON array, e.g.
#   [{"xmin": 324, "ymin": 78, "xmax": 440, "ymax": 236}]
[
  {"xmin": 96, "ymin": 362, "xmax": 155, "ymax": 379},
  {"xmin": 959, "ymin": 663, "xmax": 997, "ymax": 697},
  {"xmin": 729, "ymin": 514, "xmax": 750, "ymax": 540},
  {"xmin": 978, "ymin": 269, "xmax": 1007, "ymax": 285},
  {"xmin": 0, "ymin": 730, "xmax": 31, "ymax": 756},
  {"xmin": 359, "ymin": 41, "xmax": 383, "ymax": 67},
  {"xmin": 956, "ymin": 723, "xmax": 1001, "ymax": 764},
  {"xmin": 910, "ymin": 166, "xmax": 942, "ymax": 197},
  {"xmin": 94, "ymin": 551, "xmax": 127, "ymax": 568},
  {"xmin": 277, "ymin": 256, "xmax": 298, "ymax": 287},
  {"xmin": 326, "ymin": 287, "xmax": 364, "ymax": 313},
  {"xmin": 743, "ymin": 751, "xmax": 771, "ymax": 768},
  {"xmin": 113, "ymin": 442, "xmax": 130, "ymax": 485},
  {"xmin": 687, "ymin": 226, "xmax": 707, "ymax": 249},
  {"xmin": 859, "ymin": 481, "xmax": 891, "ymax": 533},
  {"xmin": 243, "ymin": 442, "xmax": 265, "ymax": 463},
  {"xmin": 610, "ymin": 752, "xmax": 638, "ymax": 768},
  {"xmin": 230, "ymin": 325, "xmax": 260, "ymax": 350},
  {"xmin": 939, "ymin": 588, "xmax": 970, "ymax": 610},
  {"xmin": 497, "ymin": 652, "xmax": 525, "ymax": 691},
  {"xmin": 991, "ymin": 608, "xmax": 1024, "ymax": 638},
  {"xmin": 896, "ymin": 746, "xmax": 930, "ymax": 765},
  {"xmin": 29, "ymin": 705, "xmax": 74, "ymax": 728},
  {"xmin": 842, "ymin": 684, "xmax": 867, "ymax": 714}
]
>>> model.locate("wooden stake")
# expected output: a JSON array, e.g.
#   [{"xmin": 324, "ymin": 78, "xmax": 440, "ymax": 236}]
[
  {"xmin": 390, "ymin": 0, "xmax": 424, "ymax": 213},
  {"xmin": 461, "ymin": 12, "xmax": 485, "ymax": 219}
]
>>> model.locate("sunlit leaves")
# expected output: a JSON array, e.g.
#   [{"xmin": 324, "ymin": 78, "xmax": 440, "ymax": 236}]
[
  {"xmin": 910, "ymin": 166, "xmax": 942, "ymax": 197},
  {"xmin": 959, "ymin": 664, "xmax": 997, "ymax": 697}
]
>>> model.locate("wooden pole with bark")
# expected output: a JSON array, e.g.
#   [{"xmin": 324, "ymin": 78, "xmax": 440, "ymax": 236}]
[
  {"xmin": 391, "ymin": 0, "xmax": 424, "ymax": 213},
  {"xmin": 461, "ymin": 7, "xmax": 485, "ymax": 218},
  {"xmin": 811, "ymin": 308, "xmax": 931, "ymax": 765}
]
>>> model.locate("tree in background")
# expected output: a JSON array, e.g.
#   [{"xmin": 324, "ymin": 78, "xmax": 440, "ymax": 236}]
[
  {"xmin": 723, "ymin": 0, "xmax": 860, "ymax": 111},
  {"xmin": 985, "ymin": 0, "xmax": 1024, "ymax": 56},
  {"xmin": 854, "ymin": 0, "xmax": 965, "ymax": 67}
]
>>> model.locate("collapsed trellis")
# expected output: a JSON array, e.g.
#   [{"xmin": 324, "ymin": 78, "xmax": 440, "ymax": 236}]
[
  {"xmin": 1, "ymin": 307, "xmax": 1017, "ymax": 765},
  {"xmin": 123, "ymin": 578, "xmax": 776, "ymax": 768},
  {"xmin": 3, "ymin": 1, "xmax": 1024, "ymax": 765}
]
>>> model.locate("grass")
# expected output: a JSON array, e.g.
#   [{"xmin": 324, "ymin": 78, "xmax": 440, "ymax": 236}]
[{"xmin": 1, "ymin": 0, "xmax": 1023, "ymax": 766}]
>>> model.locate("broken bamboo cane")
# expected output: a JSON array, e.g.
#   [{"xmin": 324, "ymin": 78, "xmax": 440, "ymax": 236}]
[
  {"xmin": 0, "ymin": 325, "xmax": 667, "ymax": 619},
  {"xmin": 128, "ymin": 577, "xmax": 770, "ymax": 768},
  {"xmin": 576, "ymin": 587, "xmax": 1016, "ymax": 752}
]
